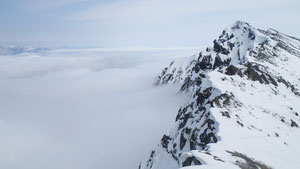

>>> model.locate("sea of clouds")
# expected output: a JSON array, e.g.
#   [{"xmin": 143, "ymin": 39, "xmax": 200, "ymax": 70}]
[{"xmin": 0, "ymin": 47, "xmax": 199, "ymax": 169}]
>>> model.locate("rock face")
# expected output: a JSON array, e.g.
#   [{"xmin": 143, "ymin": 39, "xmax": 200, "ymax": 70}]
[{"xmin": 140, "ymin": 21, "xmax": 300, "ymax": 169}]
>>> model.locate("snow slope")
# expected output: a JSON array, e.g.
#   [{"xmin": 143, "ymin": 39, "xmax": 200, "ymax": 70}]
[{"xmin": 140, "ymin": 21, "xmax": 300, "ymax": 169}]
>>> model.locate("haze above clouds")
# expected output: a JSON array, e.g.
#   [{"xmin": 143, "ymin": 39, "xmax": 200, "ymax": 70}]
[{"xmin": 1, "ymin": 0, "xmax": 300, "ymax": 47}]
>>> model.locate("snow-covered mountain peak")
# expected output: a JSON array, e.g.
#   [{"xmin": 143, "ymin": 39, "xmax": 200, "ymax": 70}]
[
  {"xmin": 0, "ymin": 43, "xmax": 48, "ymax": 55},
  {"xmin": 141, "ymin": 21, "xmax": 300, "ymax": 169},
  {"xmin": 155, "ymin": 21, "xmax": 300, "ymax": 86},
  {"xmin": 220, "ymin": 20, "xmax": 254, "ymax": 40}
]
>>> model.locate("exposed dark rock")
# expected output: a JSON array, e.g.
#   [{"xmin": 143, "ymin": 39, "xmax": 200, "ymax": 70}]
[
  {"xmin": 243, "ymin": 63, "xmax": 277, "ymax": 86},
  {"xmin": 244, "ymin": 63, "xmax": 266, "ymax": 83},
  {"xmin": 277, "ymin": 76, "xmax": 290, "ymax": 87},
  {"xmin": 161, "ymin": 135, "xmax": 172, "ymax": 149},
  {"xmin": 201, "ymin": 118, "xmax": 215, "ymax": 129},
  {"xmin": 291, "ymin": 120, "xmax": 299, "ymax": 128},
  {"xmin": 180, "ymin": 77, "xmax": 194, "ymax": 91},
  {"xmin": 182, "ymin": 156, "xmax": 202, "ymax": 167},
  {"xmin": 180, "ymin": 133, "xmax": 187, "ymax": 150},
  {"xmin": 199, "ymin": 115, "xmax": 218, "ymax": 147},
  {"xmin": 204, "ymin": 152, "xmax": 225, "ymax": 162},
  {"xmin": 154, "ymin": 67, "xmax": 168, "ymax": 85},
  {"xmin": 248, "ymin": 29, "xmax": 256, "ymax": 40},
  {"xmin": 178, "ymin": 112, "xmax": 193, "ymax": 130},
  {"xmin": 221, "ymin": 111, "xmax": 231, "ymax": 118},
  {"xmin": 277, "ymin": 76, "xmax": 300, "ymax": 96},
  {"xmin": 213, "ymin": 56, "xmax": 223, "ymax": 69},
  {"xmin": 232, "ymin": 22, "xmax": 241, "ymax": 29},
  {"xmin": 226, "ymin": 151, "xmax": 272, "ymax": 169},
  {"xmin": 290, "ymin": 84, "xmax": 300, "ymax": 96},
  {"xmin": 276, "ymin": 41, "xmax": 300, "ymax": 58},
  {"xmin": 212, "ymin": 93, "xmax": 235, "ymax": 108},
  {"xmin": 228, "ymin": 41, "xmax": 235, "ymax": 50},
  {"xmin": 225, "ymin": 65, "xmax": 239, "ymax": 75},
  {"xmin": 146, "ymin": 151, "xmax": 155, "ymax": 168},
  {"xmin": 190, "ymin": 128, "xmax": 200, "ymax": 150},
  {"xmin": 255, "ymin": 50, "xmax": 271, "ymax": 61},
  {"xmin": 199, "ymin": 130, "xmax": 217, "ymax": 146},
  {"xmin": 198, "ymin": 107, "xmax": 206, "ymax": 113},
  {"xmin": 237, "ymin": 120, "xmax": 244, "ymax": 127},
  {"xmin": 194, "ymin": 54, "xmax": 213, "ymax": 71},
  {"xmin": 181, "ymin": 76, "xmax": 205, "ymax": 92},
  {"xmin": 213, "ymin": 40, "xmax": 230, "ymax": 55},
  {"xmin": 184, "ymin": 128, "xmax": 192, "ymax": 134},
  {"xmin": 171, "ymin": 152, "xmax": 180, "ymax": 165},
  {"xmin": 196, "ymin": 87, "xmax": 213, "ymax": 106},
  {"xmin": 173, "ymin": 143, "xmax": 177, "ymax": 148},
  {"xmin": 176, "ymin": 107, "xmax": 185, "ymax": 122},
  {"xmin": 213, "ymin": 56, "xmax": 231, "ymax": 69}
]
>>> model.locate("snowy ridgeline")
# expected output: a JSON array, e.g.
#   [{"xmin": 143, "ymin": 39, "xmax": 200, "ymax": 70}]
[{"xmin": 140, "ymin": 21, "xmax": 300, "ymax": 169}]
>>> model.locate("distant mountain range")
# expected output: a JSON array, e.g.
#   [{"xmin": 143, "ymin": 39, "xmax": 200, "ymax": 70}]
[{"xmin": 0, "ymin": 44, "xmax": 48, "ymax": 55}]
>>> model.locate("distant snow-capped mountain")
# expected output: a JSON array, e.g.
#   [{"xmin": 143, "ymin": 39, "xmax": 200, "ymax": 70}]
[
  {"xmin": 0, "ymin": 44, "xmax": 47, "ymax": 55},
  {"xmin": 140, "ymin": 21, "xmax": 300, "ymax": 169}
]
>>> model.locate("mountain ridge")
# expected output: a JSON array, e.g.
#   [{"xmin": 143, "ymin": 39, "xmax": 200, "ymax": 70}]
[{"xmin": 140, "ymin": 21, "xmax": 300, "ymax": 169}]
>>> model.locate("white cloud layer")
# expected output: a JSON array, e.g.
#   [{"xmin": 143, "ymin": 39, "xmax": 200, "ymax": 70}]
[{"xmin": 0, "ymin": 48, "xmax": 199, "ymax": 169}]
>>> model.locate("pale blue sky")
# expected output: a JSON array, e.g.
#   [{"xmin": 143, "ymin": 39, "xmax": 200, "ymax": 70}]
[{"xmin": 1, "ymin": 0, "xmax": 300, "ymax": 47}]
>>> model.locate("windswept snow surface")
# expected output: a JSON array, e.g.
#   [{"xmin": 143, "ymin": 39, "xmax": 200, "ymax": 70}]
[{"xmin": 0, "ymin": 47, "xmax": 200, "ymax": 169}]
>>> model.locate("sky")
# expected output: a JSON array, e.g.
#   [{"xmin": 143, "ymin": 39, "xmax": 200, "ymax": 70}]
[{"xmin": 0, "ymin": 0, "xmax": 300, "ymax": 48}]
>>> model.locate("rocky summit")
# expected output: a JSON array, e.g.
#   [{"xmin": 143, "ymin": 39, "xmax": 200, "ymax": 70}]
[{"xmin": 139, "ymin": 21, "xmax": 300, "ymax": 169}]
